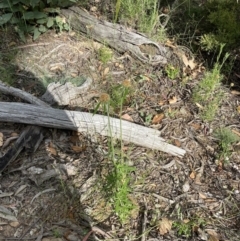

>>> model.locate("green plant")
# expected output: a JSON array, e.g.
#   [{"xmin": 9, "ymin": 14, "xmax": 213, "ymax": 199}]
[
  {"xmin": 53, "ymin": 228, "xmax": 61, "ymax": 238},
  {"xmin": 214, "ymin": 128, "xmax": 240, "ymax": 162},
  {"xmin": 173, "ymin": 217, "xmax": 206, "ymax": 238},
  {"xmin": 206, "ymin": 0, "xmax": 240, "ymax": 49},
  {"xmin": 115, "ymin": 0, "xmax": 166, "ymax": 39},
  {"xmin": 104, "ymin": 159, "xmax": 136, "ymax": 223},
  {"xmin": 193, "ymin": 44, "xmax": 229, "ymax": 121},
  {"xmin": 0, "ymin": 0, "xmax": 76, "ymax": 42},
  {"xmin": 200, "ymin": 33, "xmax": 221, "ymax": 52},
  {"xmin": 165, "ymin": 64, "xmax": 180, "ymax": 79},
  {"xmin": 0, "ymin": 51, "xmax": 16, "ymax": 86},
  {"xmin": 98, "ymin": 46, "xmax": 113, "ymax": 64},
  {"xmin": 140, "ymin": 111, "xmax": 153, "ymax": 125},
  {"xmin": 95, "ymin": 82, "xmax": 136, "ymax": 224}
]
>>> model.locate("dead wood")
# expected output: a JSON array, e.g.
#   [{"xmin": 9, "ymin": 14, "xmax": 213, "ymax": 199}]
[
  {"xmin": 41, "ymin": 77, "xmax": 93, "ymax": 105},
  {"xmin": 60, "ymin": 7, "xmax": 169, "ymax": 65},
  {"xmin": 0, "ymin": 126, "xmax": 44, "ymax": 172},
  {"xmin": 0, "ymin": 102, "xmax": 186, "ymax": 158},
  {"xmin": 0, "ymin": 81, "xmax": 49, "ymax": 107}
]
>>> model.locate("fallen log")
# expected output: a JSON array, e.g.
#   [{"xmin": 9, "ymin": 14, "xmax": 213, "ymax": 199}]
[
  {"xmin": 0, "ymin": 102, "xmax": 186, "ymax": 158},
  {"xmin": 60, "ymin": 7, "xmax": 169, "ymax": 65}
]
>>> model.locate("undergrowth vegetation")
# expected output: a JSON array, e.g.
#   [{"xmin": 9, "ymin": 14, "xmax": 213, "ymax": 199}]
[
  {"xmin": 192, "ymin": 44, "xmax": 229, "ymax": 121},
  {"xmin": 95, "ymin": 82, "xmax": 136, "ymax": 224},
  {"xmin": 0, "ymin": 0, "xmax": 75, "ymax": 41},
  {"xmin": 1, "ymin": 0, "xmax": 240, "ymax": 238}
]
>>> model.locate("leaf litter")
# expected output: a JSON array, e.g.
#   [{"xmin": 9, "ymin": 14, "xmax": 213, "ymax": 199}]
[{"xmin": 0, "ymin": 17, "xmax": 240, "ymax": 241}]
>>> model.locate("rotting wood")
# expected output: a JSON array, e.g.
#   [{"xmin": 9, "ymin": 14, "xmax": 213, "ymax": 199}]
[
  {"xmin": 0, "ymin": 102, "xmax": 186, "ymax": 158},
  {"xmin": 60, "ymin": 7, "xmax": 169, "ymax": 65}
]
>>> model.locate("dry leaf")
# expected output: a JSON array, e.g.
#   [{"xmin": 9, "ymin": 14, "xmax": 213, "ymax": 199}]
[
  {"xmin": 103, "ymin": 67, "xmax": 109, "ymax": 76},
  {"xmin": 152, "ymin": 113, "xmax": 164, "ymax": 124},
  {"xmin": 199, "ymin": 192, "xmax": 207, "ymax": 199},
  {"xmin": 190, "ymin": 171, "xmax": 196, "ymax": 179},
  {"xmin": 0, "ymin": 132, "xmax": 3, "ymax": 147},
  {"xmin": 169, "ymin": 96, "xmax": 177, "ymax": 104},
  {"xmin": 118, "ymin": 64, "xmax": 124, "ymax": 69},
  {"xmin": 231, "ymin": 90, "xmax": 240, "ymax": 95},
  {"xmin": 72, "ymin": 145, "xmax": 87, "ymax": 153},
  {"xmin": 121, "ymin": 113, "xmax": 133, "ymax": 122},
  {"xmin": 207, "ymin": 230, "xmax": 220, "ymax": 241},
  {"xmin": 237, "ymin": 106, "xmax": 240, "ymax": 113},
  {"xmin": 69, "ymin": 135, "xmax": 80, "ymax": 143},
  {"xmin": 90, "ymin": 6, "xmax": 97, "ymax": 11},
  {"xmin": 208, "ymin": 234, "xmax": 219, "ymax": 241},
  {"xmin": 158, "ymin": 218, "xmax": 172, "ymax": 235},
  {"xmin": 195, "ymin": 172, "xmax": 202, "ymax": 184},
  {"xmin": 158, "ymin": 100, "xmax": 166, "ymax": 106},
  {"xmin": 11, "ymin": 132, "xmax": 18, "ymax": 137},
  {"xmin": 174, "ymin": 139, "xmax": 181, "ymax": 147},
  {"xmin": 187, "ymin": 58, "xmax": 196, "ymax": 70},
  {"xmin": 47, "ymin": 142, "xmax": 57, "ymax": 156},
  {"xmin": 232, "ymin": 129, "xmax": 240, "ymax": 137},
  {"xmin": 196, "ymin": 102, "xmax": 204, "ymax": 109},
  {"xmin": 183, "ymin": 219, "xmax": 190, "ymax": 224},
  {"xmin": 175, "ymin": 50, "xmax": 196, "ymax": 69},
  {"xmin": 48, "ymin": 146, "xmax": 57, "ymax": 156},
  {"xmin": 190, "ymin": 123, "xmax": 201, "ymax": 130}
]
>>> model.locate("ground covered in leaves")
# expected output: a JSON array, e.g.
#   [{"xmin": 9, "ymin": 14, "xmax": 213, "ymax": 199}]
[{"xmin": 0, "ymin": 11, "xmax": 240, "ymax": 241}]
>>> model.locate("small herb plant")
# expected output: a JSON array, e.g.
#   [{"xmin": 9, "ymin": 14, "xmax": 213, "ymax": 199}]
[
  {"xmin": 173, "ymin": 216, "xmax": 206, "ymax": 238},
  {"xmin": 98, "ymin": 46, "xmax": 113, "ymax": 64},
  {"xmin": 165, "ymin": 64, "xmax": 180, "ymax": 79},
  {"xmin": 95, "ymin": 81, "xmax": 136, "ymax": 224},
  {"xmin": 214, "ymin": 128, "xmax": 240, "ymax": 162},
  {"xmin": 193, "ymin": 44, "xmax": 229, "ymax": 121}
]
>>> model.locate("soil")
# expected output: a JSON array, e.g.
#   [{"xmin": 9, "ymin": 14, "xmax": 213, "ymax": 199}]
[{"xmin": 0, "ymin": 6, "xmax": 240, "ymax": 241}]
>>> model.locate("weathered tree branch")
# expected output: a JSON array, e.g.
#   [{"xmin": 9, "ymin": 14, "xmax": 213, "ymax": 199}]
[
  {"xmin": 0, "ymin": 102, "xmax": 186, "ymax": 158},
  {"xmin": 61, "ymin": 7, "xmax": 169, "ymax": 65}
]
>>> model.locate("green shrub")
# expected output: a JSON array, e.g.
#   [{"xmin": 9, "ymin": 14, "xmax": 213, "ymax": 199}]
[
  {"xmin": 206, "ymin": 0, "xmax": 240, "ymax": 49},
  {"xmin": 214, "ymin": 127, "xmax": 240, "ymax": 162},
  {"xmin": 167, "ymin": 0, "xmax": 240, "ymax": 51},
  {"xmin": 0, "ymin": 0, "xmax": 76, "ymax": 41}
]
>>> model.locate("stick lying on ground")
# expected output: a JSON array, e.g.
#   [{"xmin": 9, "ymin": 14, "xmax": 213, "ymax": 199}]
[{"xmin": 0, "ymin": 101, "xmax": 186, "ymax": 158}]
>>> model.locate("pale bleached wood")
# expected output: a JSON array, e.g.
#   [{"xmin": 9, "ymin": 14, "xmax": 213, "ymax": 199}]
[
  {"xmin": 0, "ymin": 102, "xmax": 186, "ymax": 157},
  {"xmin": 60, "ymin": 7, "xmax": 168, "ymax": 65}
]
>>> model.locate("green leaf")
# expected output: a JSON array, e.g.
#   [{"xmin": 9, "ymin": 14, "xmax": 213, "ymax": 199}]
[
  {"xmin": 30, "ymin": 0, "xmax": 41, "ymax": 8},
  {"xmin": 12, "ymin": 0, "xmax": 21, "ymax": 4},
  {"xmin": 19, "ymin": 0, "xmax": 31, "ymax": 5},
  {"xmin": 33, "ymin": 28, "xmax": 41, "ymax": 40},
  {"xmin": 22, "ymin": 11, "xmax": 47, "ymax": 20},
  {"xmin": 10, "ymin": 5, "xmax": 25, "ymax": 12},
  {"xmin": 38, "ymin": 25, "xmax": 47, "ymax": 32},
  {"xmin": 63, "ymin": 23, "xmax": 69, "ymax": 31},
  {"xmin": 47, "ymin": 17, "xmax": 54, "ymax": 28},
  {"xmin": 37, "ymin": 18, "xmax": 47, "ymax": 24},
  {"xmin": 0, "ymin": 2, "xmax": 11, "ymax": 8},
  {"xmin": 15, "ymin": 26, "xmax": 26, "ymax": 42},
  {"xmin": 55, "ymin": 16, "xmax": 62, "ymax": 23},
  {"xmin": 0, "ymin": 13, "xmax": 13, "ymax": 25},
  {"xmin": 25, "ymin": 24, "xmax": 35, "ymax": 33}
]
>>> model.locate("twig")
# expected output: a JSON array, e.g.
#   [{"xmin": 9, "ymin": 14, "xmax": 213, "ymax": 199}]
[
  {"xmin": 0, "ymin": 80, "xmax": 49, "ymax": 107},
  {"xmin": 141, "ymin": 197, "xmax": 148, "ymax": 241}
]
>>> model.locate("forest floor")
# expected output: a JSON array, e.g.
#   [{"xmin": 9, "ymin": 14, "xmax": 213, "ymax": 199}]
[{"xmin": 0, "ymin": 5, "xmax": 240, "ymax": 241}]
